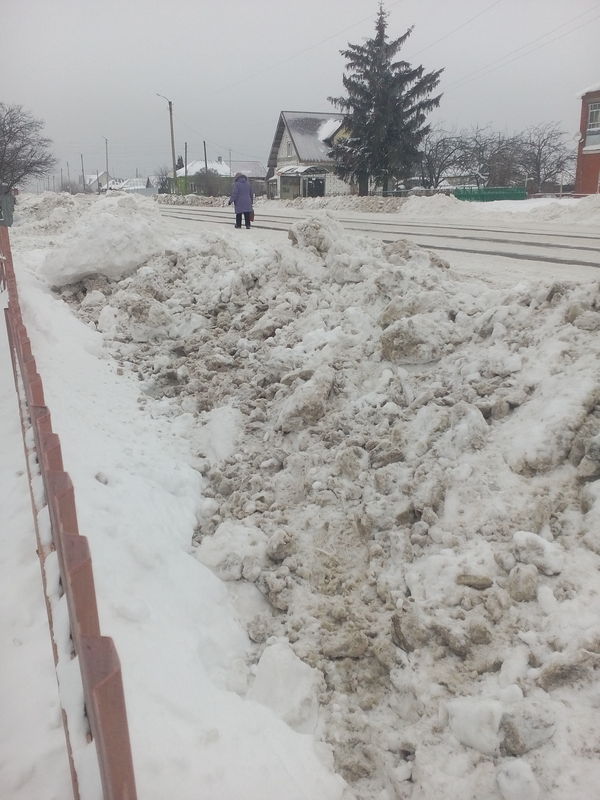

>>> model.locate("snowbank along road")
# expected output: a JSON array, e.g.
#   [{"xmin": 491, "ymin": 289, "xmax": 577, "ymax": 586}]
[
  {"xmin": 158, "ymin": 197, "xmax": 600, "ymax": 271},
  {"xmin": 6, "ymin": 190, "xmax": 600, "ymax": 800}
]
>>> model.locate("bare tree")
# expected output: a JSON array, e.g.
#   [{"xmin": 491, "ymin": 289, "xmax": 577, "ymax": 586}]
[
  {"xmin": 156, "ymin": 166, "xmax": 171, "ymax": 194},
  {"xmin": 419, "ymin": 127, "xmax": 463, "ymax": 188},
  {"xmin": 487, "ymin": 133, "xmax": 524, "ymax": 186},
  {"xmin": 517, "ymin": 123, "xmax": 575, "ymax": 193},
  {"xmin": 454, "ymin": 127, "xmax": 524, "ymax": 187},
  {"xmin": 0, "ymin": 103, "xmax": 56, "ymax": 191},
  {"xmin": 414, "ymin": 122, "xmax": 577, "ymax": 191},
  {"xmin": 455, "ymin": 126, "xmax": 495, "ymax": 187}
]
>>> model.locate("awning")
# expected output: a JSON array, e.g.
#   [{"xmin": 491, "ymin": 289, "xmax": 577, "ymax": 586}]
[{"xmin": 276, "ymin": 165, "xmax": 329, "ymax": 176}]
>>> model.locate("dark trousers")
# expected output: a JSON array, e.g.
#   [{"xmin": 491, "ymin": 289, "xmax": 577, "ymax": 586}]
[{"xmin": 235, "ymin": 212, "xmax": 251, "ymax": 228}]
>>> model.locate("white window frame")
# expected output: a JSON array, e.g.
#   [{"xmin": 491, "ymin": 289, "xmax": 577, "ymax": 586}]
[{"xmin": 588, "ymin": 102, "xmax": 600, "ymax": 132}]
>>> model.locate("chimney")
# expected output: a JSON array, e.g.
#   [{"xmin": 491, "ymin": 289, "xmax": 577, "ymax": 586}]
[{"xmin": 218, "ymin": 156, "xmax": 223, "ymax": 163}]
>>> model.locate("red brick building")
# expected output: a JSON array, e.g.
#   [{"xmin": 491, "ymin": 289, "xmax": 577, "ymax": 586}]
[{"xmin": 575, "ymin": 86, "xmax": 600, "ymax": 194}]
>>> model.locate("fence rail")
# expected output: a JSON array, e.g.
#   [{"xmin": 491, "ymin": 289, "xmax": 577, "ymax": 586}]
[
  {"xmin": 453, "ymin": 186, "xmax": 527, "ymax": 202},
  {"xmin": 1, "ymin": 225, "xmax": 137, "ymax": 800}
]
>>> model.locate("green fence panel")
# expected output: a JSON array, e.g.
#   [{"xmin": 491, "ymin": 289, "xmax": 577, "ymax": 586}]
[
  {"xmin": 453, "ymin": 186, "xmax": 527, "ymax": 202},
  {"xmin": 0, "ymin": 193, "xmax": 15, "ymax": 226}
]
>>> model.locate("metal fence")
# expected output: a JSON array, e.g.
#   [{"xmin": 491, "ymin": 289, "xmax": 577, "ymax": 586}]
[
  {"xmin": 453, "ymin": 186, "xmax": 527, "ymax": 202},
  {"xmin": 1, "ymin": 225, "xmax": 137, "ymax": 800}
]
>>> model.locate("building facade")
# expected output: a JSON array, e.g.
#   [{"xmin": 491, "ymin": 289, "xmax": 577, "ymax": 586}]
[
  {"xmin": 575, "ymin": 86, "xmax": 600, "ymax": 194},
  {"xmin": 266, "ymin": 111, "xmax": 352, "ymax": 199}
]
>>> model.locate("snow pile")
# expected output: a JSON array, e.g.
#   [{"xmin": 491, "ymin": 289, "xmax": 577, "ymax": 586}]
[
  {"xmin": 283, "ymin": 194, "xmax": 408, "ymax": 213},
  {"xmin": 39, "ymin": 193, "xmax": 167, "ymax": 287},
  {"xmin": 27, "ymin": 194, "xmax": 600, "ymax": 800},
  {"xmin": 158, "ymin": 193, "xmax": 230, "ymax": 207},
  {"xmin": 12, "ymin": 191, "xmax": 93, "ymax": 235},
  {"xmin": 159, "ymin": 187, "xmax": 600, "ymax": 227},
  {"xmin": 8, "ymin": 200, "xmax": 350, "ymax": 800},
  {"xmin": 516, "ymin": 193, "xmax": 600, "ymax": 225},
  {"xmin": 266, "ymin": 192, "xmax": 600, "ymax": 227},
  {"xmin": 10, "ymin": 193, "xmax": 600, "ymax": 799}
]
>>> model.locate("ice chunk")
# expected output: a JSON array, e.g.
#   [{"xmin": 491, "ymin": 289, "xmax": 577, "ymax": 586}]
[
  {"xmin": 513, "ymin": 531, "xmax": 563, "ymax": 575},
  {"xmin": 496, "ymin": 759, "xmax": 540, "ymax": 800},
  {"xmin": 247, "ymin": 640, "xmax": 322, "ymax": 733},
  {"xmin": 447, "ymin": 696, "xmax": 503, "ymax": 755}
]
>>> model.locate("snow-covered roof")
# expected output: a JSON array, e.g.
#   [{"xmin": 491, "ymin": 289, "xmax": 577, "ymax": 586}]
[
  {"xmin": 579, "ymin": 83, "xmax": 600, "ymax": 97},
  {"xmin": 317, "ymin": 117, "xmax": 342, "ymax": 142},
  {"xmin": 282, "ymin": 111, "xmax": 344, "ymax": 162},
  {"xmin": 177, "ymin": 160, "xmax": 266, "ymax": 178},
  {"xmin": 118, "ymin": 178, "xmax": 151, "ymax": 191},
  {"xmin": 267, "ymin": 111, "xmax": 345, "ymax": 173},
  {"xmin": 229, "ymin": 161, "xmax": 267, "ymax": 178},
  {"xmin": 179, "ymin": 159, "xmax": 230, "ymax": 177},
  {"xmin": 276, "ymin": 165, "xmax": 328, "ymax": 176},
  {"xmin": 84, "ymin": 171, "xmax": 107, "ymax": 186}
]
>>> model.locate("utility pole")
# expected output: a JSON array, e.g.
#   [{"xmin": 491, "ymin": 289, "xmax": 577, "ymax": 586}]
[
  {"xmin": 60, "ymin": 168, "xmax": 63, "ymax": 191},
  {"xmin": 156, "ymin": 93, "xmax": 177, "ymax": 183},
  {"xmin": 81, "ymin": 154, "xmax": 86, "ymax": 193},
  {"xmin": 184, "ymin": 141, "xmax": 188, "ymax": 195},
  {"xmin": 104, "ymin": 137, "xmax": 109, "ymax": 190},
  {"xmin": 229, "ymin": 148, "xmax": 232, "ymax": 176},
  {"xmin": 67, "ymin": 161, "xmax": 71, "ymax": 192},
  {"xmin": 203, "ymin": 140, "xmax": 208, "ymax": 174}
]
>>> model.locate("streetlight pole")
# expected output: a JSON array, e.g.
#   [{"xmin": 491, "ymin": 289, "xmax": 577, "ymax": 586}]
[
  {"xmin": 156, "ymin": 93, "xmax": 177, "ymax": 184},
  {"xmin": 103, "ymin": 137, "xmax": 109, "ymax": 191}
]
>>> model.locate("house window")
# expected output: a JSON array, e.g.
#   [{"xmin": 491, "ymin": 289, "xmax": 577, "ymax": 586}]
[
  {"xmin": 287, "ymin": 140, "xmax": 292, "ymax": 157},
  {"xmin": 585, "ymin": 102, "xmax": 600, "ymax": 149}
]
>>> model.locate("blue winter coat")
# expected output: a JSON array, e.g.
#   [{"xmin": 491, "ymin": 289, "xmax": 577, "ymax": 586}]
[{"xmin": 229, "ymin": 174, "xmax": 253, "ymax": 213}]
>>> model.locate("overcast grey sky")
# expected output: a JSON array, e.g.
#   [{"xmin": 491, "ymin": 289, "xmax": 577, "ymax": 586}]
[{"xmin": 2, "ymin": 0, "xmax": 599, "ymax": 183}]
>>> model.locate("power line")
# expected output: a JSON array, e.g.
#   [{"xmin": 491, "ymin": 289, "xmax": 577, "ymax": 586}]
[
  {"xmin": 408, "ymin": 0, "xmax": 505, "ymax": 57},
  {"xmin": 202, "ymin": 0, "xmax": 406, "ymax": 97},
  {"xmin": 172, "ymin": 114, "xmax": 265, "ymax": 162},
  {"xmin": 169, "ymin": 0, "xmax": 511, "ymax": 164},
  {"xmin": 445, "ymin": 2, "xmax": 600, "ymax": 92}
]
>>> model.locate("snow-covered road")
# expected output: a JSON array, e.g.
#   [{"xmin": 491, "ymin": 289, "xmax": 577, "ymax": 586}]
[{"xmin": 159, "ymin": 199, "xmax": 600, "ymax": 283}]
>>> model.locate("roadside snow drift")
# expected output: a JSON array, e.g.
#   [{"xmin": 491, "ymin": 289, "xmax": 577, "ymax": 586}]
[{"xmin": 8, "ymin": 192, "xmax": 600, "ymax": 800}]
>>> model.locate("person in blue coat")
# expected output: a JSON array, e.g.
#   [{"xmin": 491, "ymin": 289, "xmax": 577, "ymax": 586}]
[{"xmin": 228, "ymin": 173, "xmax": 254, "ymax": 228}]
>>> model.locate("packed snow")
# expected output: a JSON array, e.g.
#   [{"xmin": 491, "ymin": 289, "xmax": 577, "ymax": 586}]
[
  {"xmin": 160, "ymin": 188, "xmax": 600, "ymax": 228},
  {"xmin": 2, "ymin": 190, "xmax": 600, "ymax": 800}
]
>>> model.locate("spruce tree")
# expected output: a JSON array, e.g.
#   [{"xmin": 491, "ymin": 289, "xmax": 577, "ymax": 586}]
[{"xmin": 328, "ymin": 3, "xmax": 443, "ymax": 195}]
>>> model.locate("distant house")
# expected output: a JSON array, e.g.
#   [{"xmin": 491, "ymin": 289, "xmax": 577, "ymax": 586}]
[
  {"xmin": 575, "ymin": 85, "xmax": 600, "ymax": 194},
  {"xmin": 118, "ymin": 177, "xmax": 159, "ymax": 196},
  {"xmin": 80, "ymin": 171, "xmax": 109, "ymax": 192},
  {"xmin": 175, "ymin": 157, "xmax": 267, "ymax": 195},
  {"xmin": 266, "ymin": 111, "xmax": 351, "ymax": 199},
  {"xmin": 79, "ymin": 171, "xmax": 124, "ymax": 192}
]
